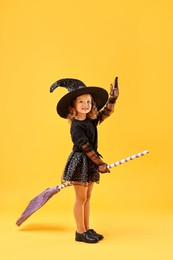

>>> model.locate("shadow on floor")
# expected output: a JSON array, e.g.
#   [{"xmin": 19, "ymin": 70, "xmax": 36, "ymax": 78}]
[{"xmin": 18, "ymin": 223, "xmax": 69, "ymax": 232}]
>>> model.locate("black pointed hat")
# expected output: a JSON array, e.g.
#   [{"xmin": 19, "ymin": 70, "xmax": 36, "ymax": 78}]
[{"xmin": 50, "ymin": 78, "xmax": 108, "ymax": 118}]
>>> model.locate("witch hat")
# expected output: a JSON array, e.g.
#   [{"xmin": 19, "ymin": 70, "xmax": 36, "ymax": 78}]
[{"xmin": 50, "ymin": 78, "xmax": 108, "ymax": 118}]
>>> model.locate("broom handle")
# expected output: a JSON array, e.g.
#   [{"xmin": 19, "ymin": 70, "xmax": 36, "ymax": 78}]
[
  {"xmin": 57, "ymin": 182, "xmax": 73, "ymax": 190},
  {"xmin": 57, "ymin": 150, "xmax": 149, "ymax": 189},
  {"xmin": 107, "ymin": 150, "xmax": 149, "ymax": 169}
]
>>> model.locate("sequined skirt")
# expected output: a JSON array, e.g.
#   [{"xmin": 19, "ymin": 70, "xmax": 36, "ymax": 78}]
[{"xmin": 62, "ymin": 151, "xmax": 100, "ymax": 184}]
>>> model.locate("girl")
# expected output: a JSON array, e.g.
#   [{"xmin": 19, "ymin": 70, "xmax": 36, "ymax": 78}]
[{"xmin": 50, "ymin": 77, "xmax": 119, "ymax": 243}]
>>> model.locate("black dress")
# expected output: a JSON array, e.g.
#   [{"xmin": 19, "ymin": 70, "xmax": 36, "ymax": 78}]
[{"xmin": 62, "ymin": 117, "xmax": 100, "ymax": 184}]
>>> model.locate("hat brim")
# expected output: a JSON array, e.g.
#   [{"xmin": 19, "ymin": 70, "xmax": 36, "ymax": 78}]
[{"xmin": 57, "ymin": 86, "xmax": 108, "ymax": 118}]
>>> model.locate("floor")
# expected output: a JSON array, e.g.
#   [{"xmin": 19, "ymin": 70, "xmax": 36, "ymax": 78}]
[{"xmin": 1, "ymin": 207, "xmax": 173, "ymax": 260}]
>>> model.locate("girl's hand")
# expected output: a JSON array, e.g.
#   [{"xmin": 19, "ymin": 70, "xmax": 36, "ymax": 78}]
[
  {"xmin": 110, "ymin": 77, "xmax": 119, "ymax": 100},
  {"xmin": 98, "ymin": 164, "xmax": 110, "ymax": 173}
]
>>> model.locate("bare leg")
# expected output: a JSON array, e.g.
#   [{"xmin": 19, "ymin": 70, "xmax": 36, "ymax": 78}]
[
  {"xmin": 73, "ymin": 183, "xmax": 88, "ymax": 233},
  {"xmin": 84, "ymin": 182, "xmax": 94, "ymax": 231}
]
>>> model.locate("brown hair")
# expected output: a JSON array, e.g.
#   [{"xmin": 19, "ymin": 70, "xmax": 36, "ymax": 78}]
[{"xmin": 67, "ymin": 96, "xmax": 98, "ymax": 123}]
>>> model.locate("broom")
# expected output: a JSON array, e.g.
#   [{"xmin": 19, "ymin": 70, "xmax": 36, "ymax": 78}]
[{"xmin": 16, "ymin": 150, "xmax": 149, "ymax": 226}]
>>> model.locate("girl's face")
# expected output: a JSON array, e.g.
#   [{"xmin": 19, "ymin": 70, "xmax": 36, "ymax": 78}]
[{"xmin": 74, "ymin": 94, "xmax": 92, "ymax": 119}]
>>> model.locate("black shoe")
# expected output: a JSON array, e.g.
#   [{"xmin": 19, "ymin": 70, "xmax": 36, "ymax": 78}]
[
  {"xmin": 87, "ymin": 229, "xmax": 104, "ymax": 240},
  {"xmin": 75, "ymin": 231, "xmax": 99, "ymax": 243}
]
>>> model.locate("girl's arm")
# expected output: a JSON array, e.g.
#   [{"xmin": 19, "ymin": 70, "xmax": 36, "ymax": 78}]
[
  {"xmin": 97, "ymin": 77, "xmax": 119, "ymax": 123},
  {"xmin": 71, "ymin": 126, "xmax": 110, "ymax": 173},
  {"xmin": 81, "ymin": 143, "xmax": 110, "ymax": 173}
]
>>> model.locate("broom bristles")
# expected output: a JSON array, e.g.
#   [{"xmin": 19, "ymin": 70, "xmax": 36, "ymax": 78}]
[{"xmin": 16, "ymin": 186, "xmax": 60, "ymax": 226}]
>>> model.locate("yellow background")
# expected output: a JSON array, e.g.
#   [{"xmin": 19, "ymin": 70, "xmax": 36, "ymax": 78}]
[{"xmin": 1, "ymin": 0, "xmax": 173, "ymax": 259}]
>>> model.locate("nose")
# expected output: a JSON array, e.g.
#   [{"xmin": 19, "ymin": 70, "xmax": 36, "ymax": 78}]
[{"xmin": 82, "ymin": 102, "xmax": 88, "ymax": 107}]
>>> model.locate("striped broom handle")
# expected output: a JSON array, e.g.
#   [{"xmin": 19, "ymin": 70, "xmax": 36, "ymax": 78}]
[
  {"xmin": 57, "ymin": 150, "xmax": 149, "ymax": 188},
  {"xmin": 107, "ymin": 150, "xmax": 149, "ymax": 169}
]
